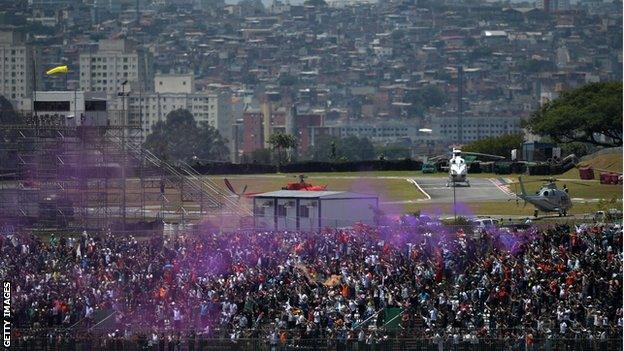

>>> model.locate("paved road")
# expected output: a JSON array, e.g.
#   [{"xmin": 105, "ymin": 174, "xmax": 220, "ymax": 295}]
[{"xmin": 408, "ymin": 176, "xmax": 512, "ymax": 203}]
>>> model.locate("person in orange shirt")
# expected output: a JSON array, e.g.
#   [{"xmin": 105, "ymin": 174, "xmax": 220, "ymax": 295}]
[
  {"xmin": 526, "ymin": 332, "xmax": 534, "ymax": 350},
  {"xmin": 341, "ymin": 284, "xmax": 349, "ymax": 299}
]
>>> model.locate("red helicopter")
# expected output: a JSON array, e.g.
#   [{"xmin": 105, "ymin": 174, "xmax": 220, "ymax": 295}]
[{"xmin": 224, "ymin": 174, "xmax": 327, "ymax": 198}]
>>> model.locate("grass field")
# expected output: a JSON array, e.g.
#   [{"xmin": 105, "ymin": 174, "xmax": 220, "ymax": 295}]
[
  {"xmin": 509, "ymin": 175, "xmax": 622, "ymax": 200},
  {"xmin": 403, "ymin": 201, "xmax": 603, "ymax": 217},
  {"xmin": 208, "ymin": 174, "xmax": 426, "ymax": 201},
  {"xmin": 207, "ymin": 169, "xmax": 621, "ymax": 217},
  {"xmin": 561, "ymin": 153, "xmax": 623, "ymax": 178}
]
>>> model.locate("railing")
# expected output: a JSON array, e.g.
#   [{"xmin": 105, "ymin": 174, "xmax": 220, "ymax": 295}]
[
  {"xmin": 107, "ymin": 135, "xmax": 251, "ymax": 215},
  {"xmin": 9, "ymin": 335, "xmax": 623, "ymax": 351}
]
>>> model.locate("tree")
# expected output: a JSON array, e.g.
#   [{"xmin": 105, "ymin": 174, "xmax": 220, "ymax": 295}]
[
  {"xmin": 268, "ymin": 133, "xmax": 297, "ymax": 168},
  {"xmin": 525, "ymin": 82, "xmax": 622, "ymax": 147},
  {"xmin": 143, "ymin": 109, "xmax": 229, "ymax": 164},
  {"xmin": 463, "ymin": 134, "xmax": 524, "ymax": 159}
]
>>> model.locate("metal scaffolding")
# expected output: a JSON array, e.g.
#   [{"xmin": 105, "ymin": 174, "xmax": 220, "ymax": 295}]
[{"xmin": 0, "ymin": 112, "xmax": 250, "ymax": 235}]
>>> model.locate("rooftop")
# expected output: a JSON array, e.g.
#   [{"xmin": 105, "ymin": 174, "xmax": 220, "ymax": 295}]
[{"xmin": 253, "ymin": 190, "xmax": 378, "ymax": 199}]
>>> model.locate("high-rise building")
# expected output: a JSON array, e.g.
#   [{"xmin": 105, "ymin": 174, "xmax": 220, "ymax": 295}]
[
  {"xmin": 124, "ymin": 76, "xmax": 232, "ymax": 143},
  {"xmin": 0, "ymin": 30, "xmax": 37, "ymax": 104},
  {"xmin": 537, "ymin": 0, "xmax": 570, "ymax": 12},
  {"xmin": 432, "ymin": 115, "xmax": 522, "ymax": 143},
  {"xmin": 79, "ymin": 39, "xmax": 153, "ymax": 95},
  {"xmin": 242, "ymin": 107, "xmax": 264, "ymax": 155}
]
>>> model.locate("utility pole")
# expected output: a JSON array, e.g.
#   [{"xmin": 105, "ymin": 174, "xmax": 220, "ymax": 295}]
[
  {"xmin": 457, "ymin": 65, "xmax": 463, "ymax": 144},
  {"xmin": 453, "ymin": 184, "xmax": 457, "ymax": 221},
  {"xmin": 119, "ymin": 80, "xmax": 128, "ymax": 232}
]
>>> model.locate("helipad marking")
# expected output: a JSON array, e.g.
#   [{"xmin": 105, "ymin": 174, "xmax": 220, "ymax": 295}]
[
  {"xmin": 406, "ymin": 178, "xmax": 431, "ymax": 200},
  {"xmin": 488, "ymin": 178, "xmax": 514, "ymax": 196}
]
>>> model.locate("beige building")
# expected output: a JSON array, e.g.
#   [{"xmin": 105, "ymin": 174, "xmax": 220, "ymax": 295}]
[
  {"xmin": 79, "ymin": 39, "xmax": 153, "ymax": 94},
  {"xmin": 119, "ymin": 75, "xmax": 233, "ymax": 145}
]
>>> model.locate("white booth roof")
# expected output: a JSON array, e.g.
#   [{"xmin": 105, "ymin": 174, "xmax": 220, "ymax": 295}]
[{"xmin": 253, "ymin": 190, "xmax": 377, "ymax": 199}]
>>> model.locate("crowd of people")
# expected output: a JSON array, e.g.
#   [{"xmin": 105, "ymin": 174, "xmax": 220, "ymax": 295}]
[{"xmin": 1, "ymin": 216, "xmax": 622, "ymax": 349}]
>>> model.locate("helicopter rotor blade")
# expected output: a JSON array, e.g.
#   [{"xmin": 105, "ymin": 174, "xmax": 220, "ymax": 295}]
[
  {"xmin": 564, "ymin": 181, "xmax": 591, "ymax": 187},
  {"xmin": 508, "ymin": 180, "xmax": 546, "ymax": 185},
  {"xmin": 461, "ymin": 151, "xmax": 506, "ymax": 160}
]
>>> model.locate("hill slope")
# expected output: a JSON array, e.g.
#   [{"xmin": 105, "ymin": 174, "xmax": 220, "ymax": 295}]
[{"xmin": 562, "ymin": 148, "xmax": 622, "ymax": 178}]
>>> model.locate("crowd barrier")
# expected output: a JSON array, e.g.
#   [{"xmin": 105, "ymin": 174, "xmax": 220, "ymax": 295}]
[{"xmin": 10, "ymin": 335, "xmax": 623, "ymax": 351}]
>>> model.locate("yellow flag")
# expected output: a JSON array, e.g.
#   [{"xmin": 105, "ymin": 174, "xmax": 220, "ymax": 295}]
[{"xmin": 46, "ymin": 65, "xmax": 69, "ymax": 75}]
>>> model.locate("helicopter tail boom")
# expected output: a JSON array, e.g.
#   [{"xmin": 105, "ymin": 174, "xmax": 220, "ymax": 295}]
[{"xmin": 518, "ymin": 176, "xmax": 528, "ymax": 197}]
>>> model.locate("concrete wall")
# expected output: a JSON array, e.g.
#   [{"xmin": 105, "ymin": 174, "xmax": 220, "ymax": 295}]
[
  {"xmin": 253, "ymin": 198, "xmax": 274, "ymax": 230},
  {"xmin": 254, "ymin": 196, "xmax": 377, "ymax": 231},
  {"xmin": 155, "ymin": 74, "xmax": 194, "ymax": 94},
  {"xmin": 320, "ymin": 198, "xmax": 377, "ymax": 228}
]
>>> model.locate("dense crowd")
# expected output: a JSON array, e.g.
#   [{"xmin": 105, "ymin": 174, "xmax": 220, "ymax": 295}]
[{"xmin": 1, "ymin": 217, "xmax": 622, "ymax": 348}]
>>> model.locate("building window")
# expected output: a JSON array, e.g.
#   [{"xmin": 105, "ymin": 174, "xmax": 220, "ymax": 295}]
[
  {"xmin": 299, "ymin": 205, "xmax": 309, "ymax": 218},
  {"xmin": 254, "ymin": 206, "xmax": 265, "ymax": 216},
  {"xmin": 34, "ymin": 101, "xmax": 70, "ymax": 111},
  {"xmin": 277, "ymin": 204, "xmax": 287, "ymax": 217}
]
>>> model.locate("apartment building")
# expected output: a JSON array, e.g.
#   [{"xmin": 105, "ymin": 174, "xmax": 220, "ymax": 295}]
[
  {"xmin": 432, "ymin": 116, "xmax": 523, "ymax": 143},
  {"xmin": 123, "ymin": 75, "xmax": 232, "ymax": 142},
  {"xmin": 0, "ymin": 31, "xmax": 36, "ymax": 104},
  {"xmin": 79, "ymin": 39, "xmax": 153, "ymax": 94}
]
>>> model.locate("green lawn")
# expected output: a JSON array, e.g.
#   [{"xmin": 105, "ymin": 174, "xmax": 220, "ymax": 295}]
[
  {"xmin": 510, "ymin": 175, "xmax": 622, "ymax": 200},
  {"xmin": 403, "ymin": 201, "xmax": 602, "ymax": 217},
  {"xmin": 207, "ymin": 175, "xmax": 426, "ymax": 201},
  {"xmin": 205, "ymin": 170, "xmax": 621, "ymax": 216},
  {"xmin": 561, "ymin": 153, "xmax": 622, "ymax": 179}
]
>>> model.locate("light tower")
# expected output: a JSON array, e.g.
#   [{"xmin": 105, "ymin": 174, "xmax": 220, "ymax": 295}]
[{"xmin": 457, "ymin": 65, "xmax": 463, "ymax": 144}]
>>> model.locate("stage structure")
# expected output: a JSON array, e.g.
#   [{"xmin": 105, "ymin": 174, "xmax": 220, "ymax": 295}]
[{"xmin": 0, "ymin": 111, "xmax": 250, "ymax": 234}]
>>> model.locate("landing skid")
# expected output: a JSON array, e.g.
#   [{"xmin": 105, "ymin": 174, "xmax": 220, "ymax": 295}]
[
  {"xmin": 531, "ymin": 213, "xmax": 574, "ymax": 221},
  {"xmin": 533, "ymin": 209, "xmax": 571, "ymax": 219},
  {"xmin": 446, "ymin": 180, "xmax": 470, "ymax": 187}
]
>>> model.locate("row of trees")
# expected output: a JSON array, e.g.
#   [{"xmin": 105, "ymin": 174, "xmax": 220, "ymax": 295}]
[{"xmin": 241, "ymin": 134, "xmax": 409, "ymax": 164}]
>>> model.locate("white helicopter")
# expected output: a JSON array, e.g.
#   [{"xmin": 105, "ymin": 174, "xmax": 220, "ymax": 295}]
[
  {"xmin": 430, "ymin": 148, "xmax": 505, "ymax": 187},
  {"xmin": 447, "ymin": 148, "xmax": 469, "ymax": 187}
]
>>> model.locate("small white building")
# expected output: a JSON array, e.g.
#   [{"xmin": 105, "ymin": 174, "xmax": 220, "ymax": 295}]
[
  {"xmin": 252, "ymin": 190, "xmax": 379, "ymax": 231},
  {"xmin": 21, "ymin": 90, "xmax": 108, "ymax": 126},
  {"xmin": 154, "ymin": 73, "xmax": 194, "ymax": 94}
]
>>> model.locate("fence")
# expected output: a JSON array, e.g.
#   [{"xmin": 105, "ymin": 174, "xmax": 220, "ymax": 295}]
[
  {"xmin": 191, "ymin": 159, "xmax": 424, "ymax": 175},
  {"xmin": 9, "ymin": 335, "xmax": 623, "ymax": 351}
]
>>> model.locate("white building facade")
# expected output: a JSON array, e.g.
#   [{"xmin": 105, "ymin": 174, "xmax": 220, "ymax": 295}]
[
  {"xmin": 253, "ymin": 190, "xmax": 379, "ymax": 231},
  {"xmin": 79, "ymin": 39, "xmax": 153, "ymax": 94},
  {"xmin": 27, "ymin": 90, "xmax": 108, "ymax": 126},
  {"xmin": 0, "ymin": 31, "xmax": 36, "ymax": 104},
  {"xmin": 126, "ymin": 91, "xmax": 233, "ymax": 142},
  {"xmin": 432, "ymin": 116, "xmax": 523, "ymax": 143}
]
